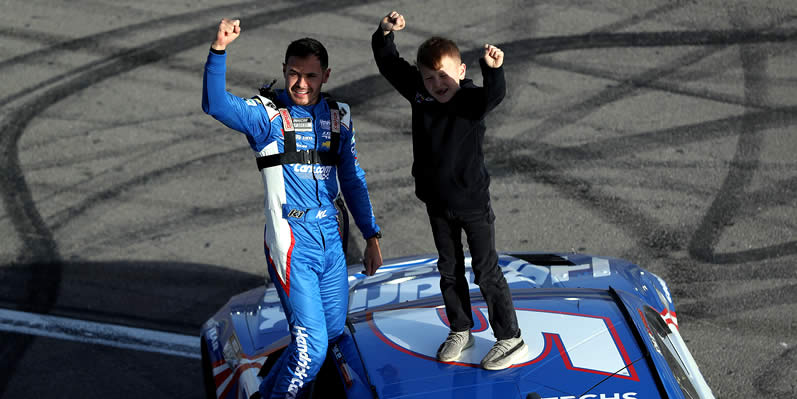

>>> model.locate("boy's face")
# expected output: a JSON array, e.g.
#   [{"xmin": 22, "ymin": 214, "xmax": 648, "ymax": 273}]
[
  {"xmin": 283, "ymin": 55, "xmax": 330, "ymax": 106},
  {"xmin": 419, "ymin": 55, "xmax": 466, "ymax": 104}
]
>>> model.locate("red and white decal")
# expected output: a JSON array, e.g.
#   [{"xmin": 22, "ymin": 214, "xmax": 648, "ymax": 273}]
[
  {"xmin": 660, "ymin": 309, "xmax": 678, "ymax": 329},
  {"xmin": 279, "ymin": 109, "xmax": 294, "ymax": 131},
  {"xmin": 212, "ymin": 354, "xmax": 266, "ymax": 399},
  {"xmin": 331, "ymin": 109, "xmax": 340, "ymax": 133}
]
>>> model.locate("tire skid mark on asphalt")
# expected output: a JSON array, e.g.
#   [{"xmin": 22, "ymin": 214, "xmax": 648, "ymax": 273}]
[
  {"xmin": 482, "ymin": 28, "xmax": 797, "ymax": 263},
  {"xmin": 46, "ymin": 144, "xmax": 247, "ymax": 231},
  {"xmin": 473, "ymin": 24, "xmax": 797, "ymax": 393},
  {"xmin": 668, "ymin": 261, "xmax": 797, "ymax": 284},
  {"xmin": 2, "ymin": 3, "xmax": 792, "ymax": 396},
  {"xmin": 489, "ymin": 148, "xmax": 686, "ymax": 255},
  {"xmin": 329, "ymin": 7, "xmax": 797, "ymax": 294},
  {"xmin": 0, "ymin": 0, "xmax": 366, "ymax": 278},
  {"xmin": 753, "ymin": 345, "xmax": 797, "ymax": 396},
  {"xmin": 63, "ymin": 196, "xmax": 262, "ymax": 258},
  {"xmin": 0, "ymin": 0, "xmax": 359, "ymax": 107},
  {"xmin": 497, "ymin": 24, "xmax": 797, "ymax": 394},
  {"xmin": 0, "ymin": 0, "xmax": 364, "ymax": 395},
  {"xmin": 0, "ymin": 128, "xmax": 243, "ymax": 231},
  {"xmin": 677, "ymin": 29, "xmax": 797, "ymax": 391},
  {"xmin": 679, "ymin": 282, "xmax": 797, "ymax": 319},
  {"xmin": 499, "ymin": 28, "xmax": 797, "ymax": 144},
  {"xmin": 688, "ymin": 18, "xmax": 787, "ymax": 263}
]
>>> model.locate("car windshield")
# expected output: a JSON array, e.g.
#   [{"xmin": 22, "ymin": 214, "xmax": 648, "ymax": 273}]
[{"xmin": 642, "ymin": 306, "xmax": 701, "ymax": 399}]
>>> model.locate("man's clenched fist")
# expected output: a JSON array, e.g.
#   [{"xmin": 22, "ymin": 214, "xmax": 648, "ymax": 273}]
[{"xmin": 212, "ymin": 18, "xmax": 241, "ymax": 51}]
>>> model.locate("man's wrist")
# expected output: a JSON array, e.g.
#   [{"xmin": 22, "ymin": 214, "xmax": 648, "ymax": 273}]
[{"xmin": 368, "ymin": 230, "xmax": 382, "ymax": 241}]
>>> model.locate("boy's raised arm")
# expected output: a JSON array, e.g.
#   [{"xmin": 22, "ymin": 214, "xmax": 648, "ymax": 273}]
[
  {"xmin": 480, "ymin": 43, "xmax": 507, "ymax": 114},
  {"xmin": 372, "ymin": 11, "xmax": 417, "ymax": 101}
]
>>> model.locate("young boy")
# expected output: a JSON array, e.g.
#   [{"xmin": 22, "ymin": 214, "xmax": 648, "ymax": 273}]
[{"xmin": 371, "ymin": 11, "xmax": 527, "ymax": 370}]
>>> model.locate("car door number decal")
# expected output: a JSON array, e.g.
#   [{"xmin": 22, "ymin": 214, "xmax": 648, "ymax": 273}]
[{"xmin": 369, "ymin": 306, "xmax": 637, "ymax": 379}]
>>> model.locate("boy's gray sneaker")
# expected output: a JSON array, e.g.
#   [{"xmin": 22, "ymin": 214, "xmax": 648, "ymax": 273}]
[
  {"xmin": 480, "ymin": 336, "xmax": 528, "ymax": 370},
  {"xmin": 436, "ymin": 330, "xmax": 474, "ymax": 362}
]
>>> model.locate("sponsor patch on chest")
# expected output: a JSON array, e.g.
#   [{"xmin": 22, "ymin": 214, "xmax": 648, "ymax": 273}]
[{"xmin": 292, "ymin": 117, "xmax": 313, "ymax": 132}]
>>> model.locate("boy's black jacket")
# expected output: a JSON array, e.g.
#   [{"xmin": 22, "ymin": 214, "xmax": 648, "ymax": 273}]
[{"xmin": 372, "ymin": 29, "xmax": 506, "ymax": 210}]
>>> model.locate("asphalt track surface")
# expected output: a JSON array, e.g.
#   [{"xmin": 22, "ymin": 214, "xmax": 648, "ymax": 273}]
[{"xmin": 1, "ymin": 1, "xmax": 795, "ymax": 398}]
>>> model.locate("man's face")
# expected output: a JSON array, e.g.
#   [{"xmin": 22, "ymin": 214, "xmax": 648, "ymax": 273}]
[
  {"xmin": 283, "ymin": 55, "xmax": 330, "ymax": 106},
  {"xmin": 418, "ymin": 55, "xmax": 466, "ymax": 104}
]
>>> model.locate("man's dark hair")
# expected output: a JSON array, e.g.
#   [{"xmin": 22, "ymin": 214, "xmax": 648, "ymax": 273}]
[
  {"xmin": 285, "ymin": 38, "xmax": 329, "ymax": 69},
  {"xmin": 416, "ymin": 36, "xmax": 461, "ymax": 70}
]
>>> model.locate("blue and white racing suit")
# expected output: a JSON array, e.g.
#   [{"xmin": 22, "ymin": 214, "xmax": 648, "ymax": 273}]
[{"xmin": 202, "ymin": 50, "xmax": 380, "ymax": 399}]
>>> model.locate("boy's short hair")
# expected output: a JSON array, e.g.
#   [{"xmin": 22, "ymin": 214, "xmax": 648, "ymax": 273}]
[
  {"xmin": 285, "ymin": 37, "xmax": 329, "ymax": 69},
  {"xmin": 416, "ymin": 36, "xmax": 461, "ymax": 70}
]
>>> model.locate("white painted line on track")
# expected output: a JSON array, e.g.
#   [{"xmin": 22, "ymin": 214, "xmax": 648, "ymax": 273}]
[{"xmin": 0, "ymin": 308, "xmax": 200, "ymax": 359}]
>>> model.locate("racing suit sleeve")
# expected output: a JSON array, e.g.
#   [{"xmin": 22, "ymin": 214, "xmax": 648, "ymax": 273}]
[
  {"xmin": 371, "ymin": 28, "xmax": 419, "ymax": 102},
  {"xmin": 202, "ymin": 50, "xmax": 273, "ymax": 151},
  {"xmin": 337, "ymin": 118, "xmax": 381, "ymax": 240},
  {"xmin": 451, "ymin": 58, "xmax": 506, "ymax": 120}
]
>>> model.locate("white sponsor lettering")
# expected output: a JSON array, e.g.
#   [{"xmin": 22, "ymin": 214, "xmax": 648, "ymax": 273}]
[
  {"xmin": 292, "ymin": 164, "xmax": 332, "ymax": 180},
  {"xmin": 286, "ymin": 326, "xmax": 312, "ymax": 399},
  {"xmin": 292, "ymin": 118, "xmax": 313, "ymax": 132},
  {"xmin": 541, "ymin": 393, "xmax": 636, "ymax": 399},
  {"xmin": 206, "ymin": 322, "xmax": 219, "ymax": 351},
  {"xmin": 316, "ymin": 210, "xmax": 328, "ymax": 219},
  {"xmin": 350, "ymin": 257, "xmax": 618, "ymax": 311}
]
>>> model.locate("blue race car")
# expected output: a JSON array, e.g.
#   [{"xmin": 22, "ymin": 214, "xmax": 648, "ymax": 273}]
[{"xmin": 200, "ymin": 252, "xmax": 715, "ymax": 399}]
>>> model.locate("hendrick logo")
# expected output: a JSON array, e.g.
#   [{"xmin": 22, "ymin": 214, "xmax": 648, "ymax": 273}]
[{"xmin": 287, "ymin": 326, "xmax": 312, "ymax": 398}]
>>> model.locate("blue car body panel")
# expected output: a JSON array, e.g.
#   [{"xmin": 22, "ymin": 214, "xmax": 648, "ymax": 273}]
[{"xmin": 200, "ymin": 252, "xmax": 709, "ymax": 399}]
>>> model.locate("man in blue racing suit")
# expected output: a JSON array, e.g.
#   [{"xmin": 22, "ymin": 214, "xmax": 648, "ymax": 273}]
[{"xmin": 202, "ymin": 18, "xmax": 383, "ymax": 398}]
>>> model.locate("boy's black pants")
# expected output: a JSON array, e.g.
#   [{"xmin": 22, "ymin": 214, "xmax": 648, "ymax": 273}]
[{"xmin": 426, "ymin": 202, "xmax": 520, "ymax": 341}]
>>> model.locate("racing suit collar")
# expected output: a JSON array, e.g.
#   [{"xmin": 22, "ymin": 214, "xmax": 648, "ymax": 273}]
[{"xmin": 277, "ymin": 90, "xmax": 327, "ymax": 114}]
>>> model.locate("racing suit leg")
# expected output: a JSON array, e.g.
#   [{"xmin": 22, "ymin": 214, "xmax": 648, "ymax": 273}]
[
  {"xmin": 259, "ymin": 216, "xmax": 349, "ymax": 399},
  {"xmin": 321, "ymin": 217, "xmax": 349, "ymax": 341}
]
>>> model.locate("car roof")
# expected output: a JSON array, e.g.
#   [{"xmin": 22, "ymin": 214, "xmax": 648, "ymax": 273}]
[{"xmin": 346, "ymin": 252, "xmax": 672, "ymax": 314}]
